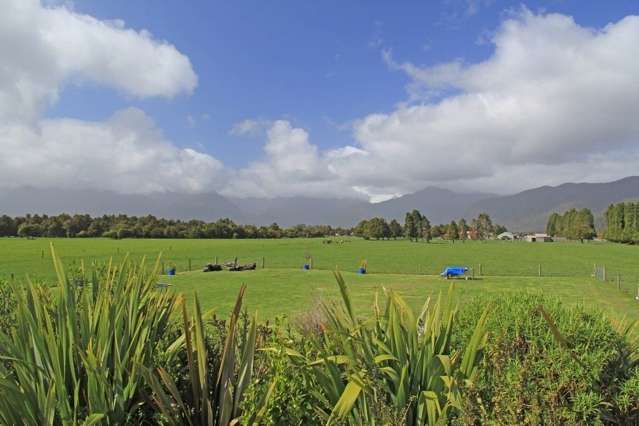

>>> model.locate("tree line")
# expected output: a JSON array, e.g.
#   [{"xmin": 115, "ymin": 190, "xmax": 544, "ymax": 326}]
[
  {"xmin": 0, "ymin": 211, "xmax": 506, "ymax": 241},
  {"xmin": 545, "ymin": 208, "xmax": 596, "ymax": 241},
  {"xmin": 0, "ymin": 214, "xmax": 350, "ymax": 239},
  {"xmin": 353, "ymin": 210, "xmax": 506, "ymax": 241},
  {"xmin": 604, "ymin": 202, "xmax": 639, "ymax": 243}
]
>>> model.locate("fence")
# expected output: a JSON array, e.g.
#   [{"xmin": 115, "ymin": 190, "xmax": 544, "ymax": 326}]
[{"xmin": 593, "ymin": 263, "xmax": 639, "ymax": 298}]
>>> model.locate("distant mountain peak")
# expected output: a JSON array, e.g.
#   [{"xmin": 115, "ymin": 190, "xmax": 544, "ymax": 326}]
[{"xmin": 2, "ymin": 176, "xmax": 639, "ymax": 230}]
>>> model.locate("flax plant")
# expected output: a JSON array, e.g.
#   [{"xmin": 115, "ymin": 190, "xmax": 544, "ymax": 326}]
[
  {"xmin": 0, "ymin": 244, "xmax": 178, "ymax": 425},
  {"xmin": 289, "ymin": 271, "xmax": 490, "ymax": 425}
]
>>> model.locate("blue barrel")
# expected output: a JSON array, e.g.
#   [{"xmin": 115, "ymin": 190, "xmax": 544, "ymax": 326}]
[
  {"xmin": 167, "ymin": 267, "xmax": 176, "ymax": 276},
  {"xmin": 358, "ymin": 267, "xmax": 367, "ymax": 274},
  {"xmin": 303, "ymin": 264, "xmax": 310, "ymax": 270}
]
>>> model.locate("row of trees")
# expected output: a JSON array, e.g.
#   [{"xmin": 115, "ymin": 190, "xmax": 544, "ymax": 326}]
[
  {"xmin": 0, "ymin": 214, "xmax": 350, "ymax": 239},
  {"xmin": 604, "ymin": 202, "xmax": 639, "ymax": 243},
  {"xmin": 353, "ymin": 210, "xmax": 505, "ymax": 241},
  {"xmin": 545, "ymin": 208, "xmax": 596, "ymax": 241},
  {"xmin": 0, "ymin": 211, "xmax": 507, "ymax": 241}
]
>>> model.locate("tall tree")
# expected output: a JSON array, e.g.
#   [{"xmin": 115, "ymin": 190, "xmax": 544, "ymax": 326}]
[
  {"xmin": 546, "ymin": 213, "xmax": 561, "ymax": 236},
  {"xmin": 404, "ymin": 212, "xmax": 416, "ymax": 241},
  {"xmin": 546, "ymin": 208, "xmax": 596, "ymax": 241},
  {"xmin": 0, "ymin": 215, "xmax": 17, "ymax": 237},
  {"xmin": 473, "ymin": 213, "xmax": 493, "ymax": 239},
  {"xmin": 389, "ymin": 219, "xmax": 403, "ymax": 239},
  {"xmin": 421, "ymin": 216, "xmax": 432, "ymax": 242},
  {"xmin": 446, "ymin": 220, "xmax": 459, "ymax": 243},
  {"xmin": 367, "ymin": 217, "xmax": 389, "ymax": 240},
  {"xmin": 410, "ymin": 210, "xmax": 424, "ymax": 241},
  {"xmin": 458, "ymin": 218, "xmax": 468, "ymax": 242}
]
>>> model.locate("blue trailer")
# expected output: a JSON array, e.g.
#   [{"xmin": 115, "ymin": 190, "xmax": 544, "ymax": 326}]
[{"xmin": 440, "ymin": 266, "xmax": 470, "ymax": 280}]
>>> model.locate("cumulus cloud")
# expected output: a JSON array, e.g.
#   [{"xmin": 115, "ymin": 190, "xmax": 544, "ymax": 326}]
[
  {"xmin": 0, "ymin": 108, "xmax": 224, "ymax": 194},
  {"xmin": 0, "ymin": 0, "xmax": 224, "ymax": 194},
  {"xmin": 222, "ymin": 120, "xmax": 363, "ymax": 199},
  {"xmin": 229, "ymin": 119, "xmax": 271, "ymax": 137},
  {"xmin": 3, "ymin": 3, "xmax": 639, "ymax": 202},
  {"xmin": 0, "ymin": 0, "xmax": 197, "ymax": 124},
  {"xmin": 343, "ymin": 9, "xmax": 639, "ymax": 196},
  {"xmin": 226, "ymin": 10, "xmax": 639, "ymax": 200}
]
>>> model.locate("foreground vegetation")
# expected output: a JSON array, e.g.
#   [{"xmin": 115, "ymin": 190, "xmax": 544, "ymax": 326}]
[{"xmin": 1, "ymin": 248, "xmax": 638, "ymax": 424}]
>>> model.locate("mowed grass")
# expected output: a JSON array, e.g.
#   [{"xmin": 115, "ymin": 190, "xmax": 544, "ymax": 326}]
[
  {"xmin": 167, "ymin": 268, "xmax": 639, "ymax": 322},
  {"xmin": 2, "ymin": 237, "xmax": 639, "ymax": 280},
  {"xmin": 0, "ymin": 237, "xmax": 638, "ymax": 320}
]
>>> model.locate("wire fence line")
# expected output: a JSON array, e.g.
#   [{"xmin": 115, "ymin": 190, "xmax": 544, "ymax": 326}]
[{"xmin": 593, "ymin": 264, "xmax": 639, "ymax": 298}]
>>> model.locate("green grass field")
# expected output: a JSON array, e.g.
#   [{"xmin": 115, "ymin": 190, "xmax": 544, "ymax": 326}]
[{"xmin": 1, "ymin": 237, "xmax": 638, "ymax": 320}]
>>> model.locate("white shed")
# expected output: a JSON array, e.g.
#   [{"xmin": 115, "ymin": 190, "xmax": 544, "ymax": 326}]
[{"xmin": 525, "ymin": 233, "xmax": 553, "ymax": 242}]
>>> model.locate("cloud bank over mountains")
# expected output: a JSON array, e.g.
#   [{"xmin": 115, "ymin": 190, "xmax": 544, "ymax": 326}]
[{"xmin": 1, "ymin": 1, "xmax": 638, "ymax": 200}]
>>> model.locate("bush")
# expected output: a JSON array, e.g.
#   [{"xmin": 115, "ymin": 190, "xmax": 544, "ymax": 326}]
[
  {"xmin": 0, "ymin": 280, "xmax": 16, "ymax": 332},
  {"xmin": 240, "ymin": 317, "xmax": 324, "ymax": 425},
  {"xmin": 454, "ymin": 295, "xmax": 639, "ymax": 424},
  {"xmin": 285, "ymin": 273, "xmax": 490, "ymax": 425},
  {"xmin": 0, "ymin": 246, "xmax": 178, "ymax": 424}
]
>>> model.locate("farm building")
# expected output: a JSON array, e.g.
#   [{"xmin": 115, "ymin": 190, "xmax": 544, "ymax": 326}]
[
  {"xmin": 497, "ymin": 232, "xmax": 515, "ymax": 240},
  {"xmin": 525, "ymin": 233, "xmax": 553, "ymax": 242}
]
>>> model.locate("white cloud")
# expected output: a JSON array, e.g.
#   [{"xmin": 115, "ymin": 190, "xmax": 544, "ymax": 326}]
[
  {"xmin": 0, "ymin": 0, "xmax": 224, "ymax": 194},
  {"xmin": 344, "ymin": 9, "xmax": 639, "ymax": 196},
  {"xmin": 222, "ymin": 120, "xmax": 364, "ymax": 199},
  {"xmin": 2, "ymin": 3, "xmax": 639, "ymax": 202},
  {"xmin": 229, "ymin": 119, "xmax": 271, "ymax": 137},
  {"xmin": 222, "ymin": 11, "xmax": 639, "ymax": 200},
  {"xmin": 0, "ymin": 108, "xmax": 225, "ymax": 194},
  {"xmin": 0, "ymin": 0, "xmax": 196, "ymax": 124}
]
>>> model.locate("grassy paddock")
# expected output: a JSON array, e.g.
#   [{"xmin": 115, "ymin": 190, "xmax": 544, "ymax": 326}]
[
  {"xmin": 1, "ymin": 237, "xmax": 638, "ymax": 279},
  {"xmin": 166, "ymin": 269, "xmax": 639, "ymax": 321},
  {"xmin": 1, "ymin": 237, "xmax": 638, "ymax": 320}
]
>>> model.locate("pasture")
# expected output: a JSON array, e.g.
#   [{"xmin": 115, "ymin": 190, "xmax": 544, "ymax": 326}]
[{"xmin": 1, "ymin": 237, "xmax": 638, "ymax": 320}]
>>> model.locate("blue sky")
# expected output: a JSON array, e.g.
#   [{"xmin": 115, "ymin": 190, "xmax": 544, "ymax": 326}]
[
  {"xmin": 49, "ymin": 0, "xmax": 637, "ymax": 168},
  {"xmin": 3, "ymin": 0, "xmax": 639, "ymax": 200}
]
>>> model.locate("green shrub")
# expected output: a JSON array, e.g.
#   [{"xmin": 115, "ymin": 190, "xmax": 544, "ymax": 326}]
[
  {"xmin": 454, "ymin": 295, "xmax": 639, "ymax": 425},
  {"xmin": 286, "ymin": 273, "xmax": 490, "ymax": 425},
  {"xmin": 240, "ymin": 317, "xmax": 324, "ymax": 425},
  {"xmin": 0, "ymin": 280, "xmax": 16, "ymax": 333},
  {"xmin": 142, "ymin": 286, "xmax": 273, "ymax": 425},
  {"xmin": 0, "ymin": 246, "xmax": 178, "ymax": 425}
]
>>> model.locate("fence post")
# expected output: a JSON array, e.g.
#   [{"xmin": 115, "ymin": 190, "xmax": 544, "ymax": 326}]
[
  {"xmin": 617, "ymin": 274, "xmax": 621, "ymax": 290},
  {"xmin": 603, "ymin": 265, "xmax": 606, "ymax": 281},
  {"xmin": 41, "ymin": 249, "xmax": 44, "ymax": 260},
  {"xmin": 215, "ymin": 256, "xmax": 218, "ymax": 265},
  {"xmin": 11, "ymin": 273, "xmax": 14, "ymax": 282},
  {"xmin": 538, "ymin": 264, "xmax": 541, "ymax": 277},
  {"xmin": 309, "ymin": 256, "xmax": 313, "ymax": 269},
  {"xmin": 262, "ymin": 256, "xmax": 265, "ymax": 269},
  {"xmin": 478, "ymin": 263, "xmax": 482, "ymax": 276}
]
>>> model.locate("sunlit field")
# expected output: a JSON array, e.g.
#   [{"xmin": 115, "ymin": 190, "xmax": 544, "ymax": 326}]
[{"xmin": 2, "ymin": 237, "xmax": 637, "ymax": 320}]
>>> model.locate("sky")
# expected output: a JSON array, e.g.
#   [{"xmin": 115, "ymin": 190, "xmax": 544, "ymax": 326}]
[{"xmin": 1, "ymin": 0, "xmax": 638, "ymax": 202}]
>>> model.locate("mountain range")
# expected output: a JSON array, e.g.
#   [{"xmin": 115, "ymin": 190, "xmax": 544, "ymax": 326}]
[{"xmin": 2, "ymin": 177, "xmax": 639, "ymax": 232}]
